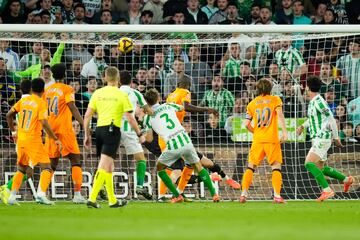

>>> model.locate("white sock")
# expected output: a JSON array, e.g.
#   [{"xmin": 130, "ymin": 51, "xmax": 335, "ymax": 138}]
[
  {"xmin": 74, "ymin": 191, "xmax": 81, "ymax": 197},
  {"xmin": 224, "ymin": 175, "xmax": 230, "ymax": 181},
  {"xmin": 176, "ymin": 187, "xmax": 183, "ymax": 194},
  {"xmin": 323, "ymin": 187, "xmax": 332, "ymax": 192},
  {"xmin": 343, "ymin": 177, "xmax": 349, "ymax": 183},
  {"xmin": 241, "ymin": 190, "xmax": 248, "ymax": 197}
]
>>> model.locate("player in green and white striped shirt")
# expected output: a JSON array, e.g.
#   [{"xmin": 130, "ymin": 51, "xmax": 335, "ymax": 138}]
[
  {"xmin": 275, "ymin": 40, "xmax": 307, "ymax": 79},
  {"xmin": 119, "ymin": 71, "xmax": 154, "ymax": 200},
  {"xmin": 297, "ymin": 76, "xmax": 354, "ymax": 202},
  {"xmin": 143, "ymin": 88, "xmax": 220, "ymax": 203}
]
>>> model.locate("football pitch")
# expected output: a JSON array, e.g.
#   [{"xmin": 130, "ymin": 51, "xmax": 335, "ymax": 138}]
[{"xmin": 1, "ymin": 201, "xmax": 359, "ymax": 240}]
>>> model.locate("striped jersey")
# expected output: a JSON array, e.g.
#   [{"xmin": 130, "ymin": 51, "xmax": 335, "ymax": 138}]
[
  {"xmin": 120, "ymin": 85, "xmax": 147, "ymax": 132},
  {"xmin": 275, "ymin": 47, "xmax": 305, "ymax": 73},
  {"xmin": 307, "ymin": 94, "xmax": 334, "ymax": 139},
  {"xmin": 222, "ymin": 57, "xmax": 241, "ymax": 78},
  {"xmin": 335, "ymin": 54, "xmax": 360, "ymax": 98},
  {"xmin": 144, "ymin": 103, "xmax": 192, "ymax": 151}
]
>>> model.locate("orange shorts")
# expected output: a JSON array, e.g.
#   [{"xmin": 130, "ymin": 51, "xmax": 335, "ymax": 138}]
[
  {"xmin": 45, "ymin": 133, "xmax": 80, "ymax": 158},
  {"xmin": 158, "ymin": 136, "xmax": 166, "ymax": 152},
  {"xmin": 248, "ymin": 142, "xmax": 283, "ymax": 166},
  {"xmin": 16, "ymin": 141, "xmax": 50, "ymax": 167}
]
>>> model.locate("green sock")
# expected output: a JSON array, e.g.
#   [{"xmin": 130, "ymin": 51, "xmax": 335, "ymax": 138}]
[
  {"xmin": 322, "ymin": 166, "xmax": 346, "ymax": 181},
  {"xmin": 158, "ymin": 170, "xmax": 179, "ymax": 197},
  {"xmin": 305, "ymin": 162, "xmax": 329, "ymax": 189},
  {"xmin": 7, "ymin": 175, "xmax": 27, "ymax": 190},
  {"xmin": 136, "ymin": 160, "xmax": 146, "ymax": 187},
  {"xmin": 198, "ymin": 168, "xmax": 216, "ymax": 196}
]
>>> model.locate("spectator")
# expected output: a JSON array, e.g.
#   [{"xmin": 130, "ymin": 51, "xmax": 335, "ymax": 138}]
[
  {"xmin": 355, "ymin": 124, "xmax": 360, "ymax": 142},
  {"xmin": 40, "ymin": 10, "xmax": 52, "ymax": 24},
  {"xmin": 208, "ymin": 0, "xmax": 228, "ymax": 24},
  {"xmin": 163, "ymin": 58, "xmax": 190, "ymax": 98},
  {"xmin": 67, "ymin": 59, "xmax": 84, "ymax": 85},
  {"xmin": 92, "ymin": 0, "xmax": 122, "ymax": 24},
  {"xmin": 61, "ymin": 0, "xmax": 75, "ymax": 24},
  {"xmin": 328, "ymin": 0, "xmax": 348, "ymax": 24},
  {"xmin": 312, "ymin": 1, "xmax": 327, "ymax": 24},
  {"xmin": 340, "ymin": 122, "xmax": 356, "ymax": 142},
  {"xmin": 38, "ymin": 0, "xmax": 55, "ymax": 22},
  {"xmin": 292, "ymin": 0, "xmax": 312, "ymax": 25},
  {"xmin": 127, "ymin": 0, "xmax": 141, "ymax": 24},
  {"xmin": 324, "ymin": 87, "xmax": 337, "ymax": 113},
  {"xmin": 336, "ymin": 38, "xmax": 360, "ymax": 100},
  {"xmin": 169, "ymin": 9, "xmax": 186, "ymax": 24},
  {"xmin": 275, "ymin": 39, "xmax": 307, "ymax": 79},
  {"xmin": 135, "ymin": 67, "xmax": 148, "ymax": 87},
  {"xmin": 335, "ymin": 104, "xmax": 347, "ymax": 125},
  {"xmin": 65, "ymin": 43, "xmax": 93, "ymax": 65},
  {"xmin": 282, "ymin": 80, "xmax": 303, "ymax": 118},
  {"xmin": 255, "ymin": 6, "xmax": 276, "ymax": 25},
  {"xmin": 165, "ymin": 44, "xmax": 189, "ymax": 70},
  {"xmin": 347, "ymin": 96, "xmax": 360, "ymax": 129},
  {"xmin": 318, "ymin": 8, "xmax": 337, "ymax": 24},
  {"xmin": 268, "ymin": 62, "xmax": 283, "ymax": 97},
  {"xmin": 201, "ymin": 74, "xmax": 234, "ymax": 128},
  {"xmin": 0, "ymin": 57, "xmax": 16, "ymax": 105},
  {"xmin": 275, "ymin": 0, "xmax": 293, "ymax": 24},
  {"xmin": 275, "ymin": 0, "xmax": 315, "ymax": 16},
  {"xmin": 308, "ymin": 48, "xmax": 325, "ymax": 76},
  {"xmin": 0, "ymin": 40, "xmax": 19, "ymax": 71},
  {"xmin": 69, "ymin": 78, "xmax": 88, "ymax": 115},
  {"xmin": 243, "ymin": 74, "xmax": 257, "ymax": 100},
  {"xmin": 201, "ymin": 0, "xmax": 219, "ymax": 21},
  {"xmin": 81, "ymin": 45, "xmax": 108, "ymax": 80},
  {"xmin": 82, "ymin": 0, "xmax": 101, "ymax": 20},
  {"xmin": 1, "ymin": 0, "xmax": 26, "ymax": 23},
  {"xmin": 112, "ymin": 0, "xmax": 128, "ymax": 13},
  {"xmin": 224, "ymin": 97, "xmax": 247, "ymax": 135},
  {"xmin": 53, "ymin": 5, "xmax": 63, "ymax": 24},
  {"xmin": 346, "ymin": 0, "xmax": 360, "ymax": 24},
  {"xmin": 40, "ymin": 62, "xmax": 55, "ymax": 88},
  {"xmin": 184, "ymin": 0, "xmax": 208, "ymax": 24},
  {"xmin": 19, "ymin": 42, "xmax": 43, "ymax": 71},
  {"xmin": 319, "ymin": 62, "xmax": 345, "ymax": 105},
  {"xmin": 153, "ymin": 50, "xmax": 169, "ymax": 84},
  {"xmin": 143, "ymin": 0, "xmax": 164, "ymax": 24},
  {"xmin": 82, "ymin": 76, "xmax": 98, "ymax": 100},
  {"xmin": 145, "ymin": 67, "xmax": 161, "ymax": 93},
  {"xmin": 246, "ymin": 2, "xmax": 260, "ymax": 24},
  {"xmin": 32, "ymin": 14, "xmax": 43, "ymax": 24},
  {"xmin": 222, "ymin": 42, "xmax": 241, "ymax": 91},
  {"xmin": 185, "ymin": 45, "xmax": 212, "ymax": 101},
  {"xmin": 71, "ymin": 3, "xmax": 87, "ymax": 25},
  {"xmin": 119, "ymin": 44, "xmax": 149, "ymax": 74},
  {"xmin": 163, "ymin": 0, "xmax": 187, "ymax": 23},
  {"xmin": 140, "ymin": 10, "xmax": 154, "ymax": 24},
  {"xmin": 219, "ymin": 1, "xmax": 245, "ymax": 24},
  {"xmin": 100, "ymin": 9, "xmax": 113, "ymax": 24},
  {"xmin": 204, "ymin": 113, "xmax": 228, "ymax": 143}
]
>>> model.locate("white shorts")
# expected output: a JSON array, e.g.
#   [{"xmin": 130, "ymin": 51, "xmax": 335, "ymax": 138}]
[
  {"xmin": 158, "ymin": 144, "xmax": 199, "ymax": 167},
  {"xmin": 120, "ymin": 130, "xmax": 143, "ymax": 155},
  {"xmin": 309, "ymin": 138, "xmax": 332, "ymax": 161}
]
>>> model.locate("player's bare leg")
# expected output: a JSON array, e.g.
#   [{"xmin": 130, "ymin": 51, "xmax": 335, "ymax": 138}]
[
  {"xmin": 271, "ymin": 161, "xmax": 285, "ymax": 204},
  {"xmin": 134, "ymin": 152, "xmax": 152, "ymax": 200}
]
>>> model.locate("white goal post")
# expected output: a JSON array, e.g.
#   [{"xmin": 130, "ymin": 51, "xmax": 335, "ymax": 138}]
[{"xmin": 0, "ymin": 25, "xmax": 359, "ymax": 201}]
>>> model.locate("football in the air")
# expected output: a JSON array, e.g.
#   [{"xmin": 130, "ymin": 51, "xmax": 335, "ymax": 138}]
[{"xmin": 118, "ymin": 37, "xmax": 134, "ymax": 53}]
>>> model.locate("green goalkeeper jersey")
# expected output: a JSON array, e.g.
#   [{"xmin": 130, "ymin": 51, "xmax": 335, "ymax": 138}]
[{"xmin": 307, "ymin": 94, "xmax": 333, "ymax": 140}]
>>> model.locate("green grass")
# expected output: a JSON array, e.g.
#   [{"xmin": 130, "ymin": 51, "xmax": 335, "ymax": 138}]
[{"xmin": 1, "ymin": 201, "xmax": 360, "ymax": 240}]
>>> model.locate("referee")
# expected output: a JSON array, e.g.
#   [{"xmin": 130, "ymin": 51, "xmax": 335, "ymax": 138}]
[{"xmin": 84, "ymin": 66, "xmax": 143, "ymax": 208}]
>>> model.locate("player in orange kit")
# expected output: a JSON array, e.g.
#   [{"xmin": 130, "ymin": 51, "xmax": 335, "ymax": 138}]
[
  {"xmin": 240, "ymin": 78, "xmax": 288, "ymax": 204},
  {"xmin": 157, "ymin": 75, "xmax": 240, "ymax": 202},
  {"xmin": 44, "ymin": 63, "xmax": 86, "ymax": 203},
  {"xmin": 6, "ymin": 78, "xmax": 62, "ymax": 205}
]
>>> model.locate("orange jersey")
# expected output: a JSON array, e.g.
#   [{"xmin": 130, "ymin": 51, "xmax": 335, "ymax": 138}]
[
  {"xmin": 166, "ymin": 88, "xmax": 191, "ymax": 123},
  {"xmin": 246, "ymin": 95, "xmax": 282, "ymax": 143},
  {"xmin": 44, "ymin": 83, "xmax": 75, "ymax": 134},
  {"xmin": 12, "ymin": 94, "xmax": 48, "ymax": 144}
]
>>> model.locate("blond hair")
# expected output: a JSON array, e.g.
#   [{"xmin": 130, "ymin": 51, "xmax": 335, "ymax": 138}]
[{"xmin": 105, "ymin": 66, "xmax": 119, "ymax": 83}]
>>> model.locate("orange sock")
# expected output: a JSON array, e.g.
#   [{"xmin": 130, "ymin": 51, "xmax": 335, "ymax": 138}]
[
  {"xmin": 39, "ymin": 170, "xmax": 52, "ymax": 193},
  {"xmin": 72, "ymin": 166, "xmax": 83, "ymax": 192},
  {"xmin": 177, "ymin": 166, "xmax": 194, "ymax": 193},
  {"xmin": 272, "ymin": 169, "xmax": 282, "ymax": 196},
  {"xmin": 159, "ymin": 168, "xmax": 172, "ymax": 195},
  {"xmin": 241, "ymin": 168, "xmax": 254, "ymax": 191},
  {"xmin": 11, "ymin": 171, "xmax": 24, "ymax": 192}
]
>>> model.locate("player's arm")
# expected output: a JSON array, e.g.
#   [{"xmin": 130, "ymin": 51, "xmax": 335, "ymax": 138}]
[
  {"xmin": 183, "ymin": 101, "xmax": 218, "ymax": 115},
  {"xmin": 42, "ymin": 119, "xmax": 62, "ymax": 151},
  {"xmin": 124, "ymin": 111, "xmax": 143, "ymax": 137},
  {"xmin": 243, "ymin": 119, "xmax": 254, "ymax": 133},
  {"xmin": 142, "ymin": 104, "xmax": 154, "ymax": 116},
  {"xmin": 68, "ymin": 102, "xmax": 84, "ymax": 126},
  {"xmin": 276, "ymin": 107, "xmax": 288, "ymax": 143},
  {"xmin": 6, "ymin": 108, "xmax": 17, "ymax": 133},
  {"xmin": 144, "ymin": 129, "xmax": 154, "ymax": 143},
  {"xmin": 327, "ymin": 114, "xmax": 343, "ymax": 147},
  {"xmin": 83, "ymin": 106, "xmax": 94, "ymax": 150},
  {"xmin": 296, "ymin": 119, "xmax": 309, "ymax": 136}
]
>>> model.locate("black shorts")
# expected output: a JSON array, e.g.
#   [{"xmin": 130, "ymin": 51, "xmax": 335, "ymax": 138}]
[{"xmin": 95, "ymin": 126, "xmax": 121, "ymax": 159}]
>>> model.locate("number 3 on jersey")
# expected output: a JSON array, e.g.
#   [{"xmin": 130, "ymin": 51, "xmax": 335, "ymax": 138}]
[
  {"xmin": 255, "ymin": 107, "xmax": 271, "ymax": 127},
  {"xmin": 160, "ymin": 113, "xmax": 175, "ymax": 129},
  {"xmin": 47, "ymin": 97, "xmax": 59, "ymax": 116}
]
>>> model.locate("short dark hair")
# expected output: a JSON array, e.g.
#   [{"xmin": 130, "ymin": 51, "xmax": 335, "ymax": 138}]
[
  {"xmin": 51, "ymin": 63, "xmax": 66, "ymax": 80},
  {"xmin": 177, "ymin": 75, "xmax": 191, "ymax": 89},
  {"xmin": 307, "ymin": 75, "xmax": 322, "ymax": 92},
  {"xmin": 40, "ymin": 10, "xmax": 51, "ymax": 17},
  {"xmin": 31, "ymin": 78, "xmax": 45, "ymax": 93},
  {"xmin": 20, "ymin": 79, "xmax": 32, "ymax": 95},
  {"xmin": 120, "ymin": 70, "xmax": 132, "ymax": 85},
  {"xmin": 144, "ymin": 88, "xmax": 160, "ymax": 106},
  {"xmin": 101, "ymin": 9, "xmax": 111, "ymax": 15},
  {"xmin": 141, "ymin": 10, "xmax": 154, "ymax": 18},
  {"xmin": 256, "ymin": 78, "xmax": 272, "ymax": 96},
  {"xmin": 74, "ymin": 3, "xmax": 86, "ymax": 11}
]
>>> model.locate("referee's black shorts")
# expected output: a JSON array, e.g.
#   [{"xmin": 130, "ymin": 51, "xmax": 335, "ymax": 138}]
[{"xmin": 95, "ymin": 126, "xmax": 121, "ymax": 159}]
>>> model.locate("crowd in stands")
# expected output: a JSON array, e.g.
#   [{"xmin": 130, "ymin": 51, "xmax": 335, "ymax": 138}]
[
  {"xmin": 0, "ymin": 0, "xmax": 359, "ymax": 145},
  {"xmin": 0, "ymin": 0, "xmax": 358, "ymax": 25}
]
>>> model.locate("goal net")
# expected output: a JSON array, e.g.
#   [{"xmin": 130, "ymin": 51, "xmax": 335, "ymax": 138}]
[{"xmin": 0, "ymin": 25, "xmax": 359, "ymax": 201}]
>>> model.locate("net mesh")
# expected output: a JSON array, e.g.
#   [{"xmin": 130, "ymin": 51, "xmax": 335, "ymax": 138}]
[{"xmin": 0, "ymin": 31, "xmax": 359, "ymax": 201}]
